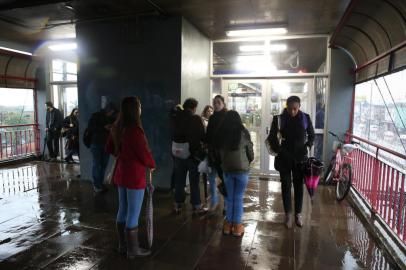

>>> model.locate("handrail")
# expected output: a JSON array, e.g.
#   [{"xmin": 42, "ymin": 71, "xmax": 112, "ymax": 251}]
[
  {"xmin": 347, "ymin": 132, "xmax": 406, "ymax": 160},
  {"xmin": 0, "ymin": 124, "xmax": 39, "ymax": 128}
]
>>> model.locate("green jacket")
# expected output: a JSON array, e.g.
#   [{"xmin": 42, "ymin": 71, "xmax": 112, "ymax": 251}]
[{"xmin": 220, "ymin": 129, "xmax": 254, "ymax": 173}]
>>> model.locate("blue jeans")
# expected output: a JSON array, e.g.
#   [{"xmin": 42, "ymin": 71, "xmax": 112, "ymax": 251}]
[
  {"xmin": 208, "ymin": 168, "xmax": 220, "ymax": 206},
  {"xmin": 224, "ymin": 172, "xmax": 249, "ymax": 224},
  {"xmin": 174, "ymin": 157, "xmax": 201, "ymax": 207},
  {"xmin": 117, "ymin": 187, "xmax": 145, "ymax": 229},
  {"xmin": 90, "ymin": 144, "xmax": 110, "ymax": 188}
]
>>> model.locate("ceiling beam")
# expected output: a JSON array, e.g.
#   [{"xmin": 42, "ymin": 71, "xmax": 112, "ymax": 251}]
[{"xmin": 0, "ymin": 0, "xmax": 66, "ymax": 11}]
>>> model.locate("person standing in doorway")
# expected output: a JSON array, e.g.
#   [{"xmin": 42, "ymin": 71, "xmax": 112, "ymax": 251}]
[
  {"xmin": 217, "ymin": 110, "xmax": 254, "ymax": 236},
  {"xmin": 205, "ymin": 95, "xmax": 227, "ymax": 213},
  {"xmin": 268, "ymin": 96, "xmax": 315, "ymax": 228},
  {"xmin": 45, "ymin": 101, "xmax": 63, "ymax": 161},
  {"xmin": 87, "ymin": 103, "xmax": 117, "ymax": 192},
  {"xmin": 106, "ymin": 96, "xmax": 155, "ymax": 258}
]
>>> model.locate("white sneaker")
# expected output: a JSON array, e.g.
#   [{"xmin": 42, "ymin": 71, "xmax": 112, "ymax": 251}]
[{"xmin": 285, "ymin": 214, "xmax": 293, "ymax": 229}]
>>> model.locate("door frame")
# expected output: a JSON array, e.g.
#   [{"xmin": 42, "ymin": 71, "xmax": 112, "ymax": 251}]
[{"xmin": 221, "ymin": 77, "xmax": 318, "ymax": 174}]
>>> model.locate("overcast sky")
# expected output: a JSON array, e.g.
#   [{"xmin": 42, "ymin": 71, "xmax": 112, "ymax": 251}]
[{"xmin": 0, "ymin": 88, "xmax": 34, "ymax": 110}]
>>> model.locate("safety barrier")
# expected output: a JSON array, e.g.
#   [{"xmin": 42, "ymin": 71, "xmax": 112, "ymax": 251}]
[{"xmin": 0, "ymin": 124, "xmax": 40, "ymax": 161}]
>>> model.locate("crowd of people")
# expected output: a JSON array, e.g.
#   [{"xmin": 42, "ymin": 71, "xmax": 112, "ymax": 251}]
[{"xmin": 43, "ymin": 93, "xmax": 315, "ymax": 259}]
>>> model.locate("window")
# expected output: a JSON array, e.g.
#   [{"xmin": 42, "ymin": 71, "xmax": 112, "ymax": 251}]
[
  {"xmin": 51, "ymin": 59, "xmax": 77, "ymax": 82},
  {"xmin": 353, "ymin": 69, "xmax": 406, "ymax": 156},
  {"xmin": 0, "ymin": 88, "xmax": 35, "ymax": 126}
]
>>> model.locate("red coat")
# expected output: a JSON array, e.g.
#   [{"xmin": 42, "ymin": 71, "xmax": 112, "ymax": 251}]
[{"xmin": 106, "ymin": 126, "xmax": 155, "ymax": 189}]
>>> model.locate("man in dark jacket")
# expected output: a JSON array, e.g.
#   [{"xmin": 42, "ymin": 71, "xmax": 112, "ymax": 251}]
[
  {"xmin": 87, "ymin": 103, "xmax": 117, "ymax": 192},
  {"xmin": 45, "ymin": 101, "xmax": 63, "ymax": 161},
  {"xmin": 268, "ymin": 96, "xmax": 315, "ymax": 228},
  {"xmin": 172, "ymin": 98, "xmax": 207, "ymax": 215}
]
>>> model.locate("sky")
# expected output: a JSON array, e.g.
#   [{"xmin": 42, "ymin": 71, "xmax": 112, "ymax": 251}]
[{"xmin": 0, "ymin": 88, "xmax": 34, "ymax": 111}]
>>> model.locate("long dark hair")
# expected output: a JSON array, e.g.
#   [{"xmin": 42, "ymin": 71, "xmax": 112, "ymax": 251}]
[
  {"xmin": 216, "ymin": 110, "xmax": 246, "ymax": 151},
  {"xmin": 112, "ymin": 96, "xmax": 142, "ymax": 154},
  {"xmin": 69, "ymin": 108, "xmax": 78, "ymax": 119}
]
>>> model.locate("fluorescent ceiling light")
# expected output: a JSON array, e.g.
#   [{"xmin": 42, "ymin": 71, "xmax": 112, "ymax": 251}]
[
  {"xmin": 239, "ymin": 44, "xmax": 287, "ymax": 52},
  {"xmin": 226, "ymin": 26, "xmax": 287, "ymax": 37},
  {"xmin": 0, "ymin": 46, "xmax": 32, "ymax": 56},
  {"xmin": 237, "ymin": 55, "xmax": 268, "ymax": 63},
  {"xmin": 48, "ymin": 43, "xmax": 77, "ymax": 51}
]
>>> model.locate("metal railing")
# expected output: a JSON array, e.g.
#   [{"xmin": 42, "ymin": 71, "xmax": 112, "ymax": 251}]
[
  {"xmin": 0, "ymin": 124, "xmax": 40, "ymax": 161},
  {"xmin": 346, "ymin": 133, "xmax": 406, "ymax": 245}
]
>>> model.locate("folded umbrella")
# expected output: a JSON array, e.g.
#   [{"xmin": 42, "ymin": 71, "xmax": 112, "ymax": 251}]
[
  {"xmin": 302, "ymin": 157, "xmax": 323, "ymax": 202},
  {"xmin": 146, "ymin": 171, "xmax": 154, "ymax": 248}
]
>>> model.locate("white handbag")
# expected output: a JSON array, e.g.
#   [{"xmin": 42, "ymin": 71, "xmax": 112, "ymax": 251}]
[{"xmin": 171, "ymin": 141, "xmax": 191, "ymax": 159}]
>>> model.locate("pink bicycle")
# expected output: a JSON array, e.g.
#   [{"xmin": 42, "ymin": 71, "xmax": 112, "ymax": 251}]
[{"xmin": 324, "ymin": 131, "xmax": 359, "ymax": 201}]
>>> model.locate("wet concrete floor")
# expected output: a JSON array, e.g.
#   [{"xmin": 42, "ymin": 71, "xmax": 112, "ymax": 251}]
[{"xmin": 0, "ymin": 161, "xmax": 399, "ymax": 269}]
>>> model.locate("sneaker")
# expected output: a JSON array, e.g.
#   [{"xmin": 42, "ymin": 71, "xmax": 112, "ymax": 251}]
[
  {"xmin": 295, "ymin": 214, "xmax": 303, "ymax": 227},
  {"xmin": 285, "ymin": 214, "xmax": 293, "ymax": 229},
  {"xmin": 223, "ymin": 220, "xmax": 232, "ymax": 235},
  {"xmin": 193, "ymin": 205, "xmax": 208, "ymax": 216},
  {"xmin": 232, "ymin": 224, "xmax": 244, "ymax": 237}
]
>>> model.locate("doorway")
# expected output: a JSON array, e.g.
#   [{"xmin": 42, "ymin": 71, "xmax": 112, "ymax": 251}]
[{"xmin": 222, "ymin": 78, "xmax": 316, "ymax": 174}]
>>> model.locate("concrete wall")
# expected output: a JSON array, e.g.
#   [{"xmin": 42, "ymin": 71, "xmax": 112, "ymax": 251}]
[
  {"xmin": 181, "ymin": 19, "xmax": 211, "ymax": 113},
  {"xmin": 324, "ymin": 48, "xmax": 356, "ymax": 162},
  {"xmin": 76, "ymin": 16, "xmax": 182, "ymax": 188},
  {"xmin": 35, "ymin": 66, "xmax": 47, "ymax": 154}
]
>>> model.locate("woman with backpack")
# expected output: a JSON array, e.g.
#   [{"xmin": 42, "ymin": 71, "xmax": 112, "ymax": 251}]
[
  {"xmin": 106, "ymin": 96, "xmax": 156, "ymax": 258},
  {"xmin": 216, "ymin": 110, "xmax": 254, "ymax": 236},
  {"xmin": 268, "ymin": 96, "xmax": 315, "ymax": 228}
]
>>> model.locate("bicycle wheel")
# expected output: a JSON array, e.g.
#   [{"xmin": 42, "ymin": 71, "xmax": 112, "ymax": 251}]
[
  {"xmin": 336, "ymin": 163, "xmax": 352, "ymax": 201},
  {"xmin": 324, "ymin": 158, "xmax": 335, "ymax": 184}
]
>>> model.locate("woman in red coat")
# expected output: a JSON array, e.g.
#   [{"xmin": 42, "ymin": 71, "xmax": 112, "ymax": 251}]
[{"xmin": 106, "ymin": 96, "xmax": 156, "ymax": 259}]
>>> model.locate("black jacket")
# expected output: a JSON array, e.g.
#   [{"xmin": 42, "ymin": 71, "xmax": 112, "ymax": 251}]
[
  {"xmin": 46, "ymin": 108, "xmax": 63, "ymax": 133},
  {"xmin": 63, "ymin": 116, "xmax": 79, "ymax": 139},
  {"xmin": 205, "ymin": 109, "xmax": 227, "ymax": 146},
  {"xmin": 269, "ymin": 110, "xmax": 315, "ymax": 168},
  {"xmin": 87, "ymin": 111, "xmax": 116, "ymax": 146},
  {"xmin": 172, "ymin": 109, "xmax": 205, "ymax": 157}
]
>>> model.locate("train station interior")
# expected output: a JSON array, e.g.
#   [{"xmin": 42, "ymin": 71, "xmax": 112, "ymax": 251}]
[{"xmin": 0, "ymin": 0, "xmax": 405, "ymax": 269}]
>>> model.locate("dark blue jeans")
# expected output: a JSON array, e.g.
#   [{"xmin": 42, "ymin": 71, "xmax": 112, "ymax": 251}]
[
  {"xmin": 90, "ymin": 144, "xmax": 110, "ymax": 188},
  {"xmin": 174, "ymin": 157, "xmax": 201, "ymax": 207}
]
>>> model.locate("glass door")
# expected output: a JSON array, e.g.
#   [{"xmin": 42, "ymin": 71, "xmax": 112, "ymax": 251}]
[
  {"xmin": 223, "ymin": 80, "xmax": 265, "ymax": 171},
  {"xmin": 263, "ymin": 79, "xmax": 314, "ymax": 173}
]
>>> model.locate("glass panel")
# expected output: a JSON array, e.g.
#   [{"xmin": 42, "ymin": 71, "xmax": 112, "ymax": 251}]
[
  {"xmin": 66, "ymin": 74, "xmax": 77, "ymax": 81},
  {"xmin": 65, "ymin": 87, "xmax": 78, "ymax": 115},
  {"xmin": 0, "ymin": 88, "xmax": 35, "ymax": 125},
  {"xmin": 226, "ymin": 81, "xmax": 262, "ymax": 170},
  {"xmin": 314, "ymin": 134, "xmax": 324, "ymax": 160},
  {"xmin": 213, "ymin": 37, "xmax": 327, "ymax": 75},
  {"xmin": 268, "ymin": 80, "xmax": 310, "ymax": 171},
  {"xmin": 53, "ymin": 85, "xmax": 59, "ymax": 110},
  {"xmin": 315, "ymin": 77, "xmax": 327, "ymax": 129},
  {"xmin": 52, "ymin": 72, "xmax": 64, "ymax": 82},
  {"xmin": 52, "ymin": 59, "xmax": 64, "ymax": 73},
  {"xmin": 66, "ymin": 62, "xmax": 77, "ymax": 74},
  {"xmin": 354, "ymin": 71, "xmax": 406, "ymax": 156}
]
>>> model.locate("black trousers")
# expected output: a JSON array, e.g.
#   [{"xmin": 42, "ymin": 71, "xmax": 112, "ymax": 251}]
[
  {"xmin": 47, "ymin": 131, "xmax": 60, "ymax": 158},
  {"xmin": 280, "ymin": 162, "xmax": 304, "ymax": 215},
  {"xmin": 173, "ymin": 157, "xmax": 201, "ymax": 207}
]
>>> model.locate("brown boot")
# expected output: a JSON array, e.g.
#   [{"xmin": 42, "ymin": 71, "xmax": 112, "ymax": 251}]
[
  {"xmin": 116, "ymin": 222, "xmax": 126, "ymax": 254},
  {"xmin": 232, "ymin": 223, "xmax": 245, "ymax": 237},
  {"xmin": 223, "ymin": 220, "xmax": 232, "ymax": 235},
  {"xmin": 125, "ymin": 227, "xmax": 151, "ymax": 258}
]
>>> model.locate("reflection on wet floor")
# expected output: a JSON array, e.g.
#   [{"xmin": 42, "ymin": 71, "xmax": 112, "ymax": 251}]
[{"xmin": 0, "ymin": 161, "xmax": 399, "ymax": 269}]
